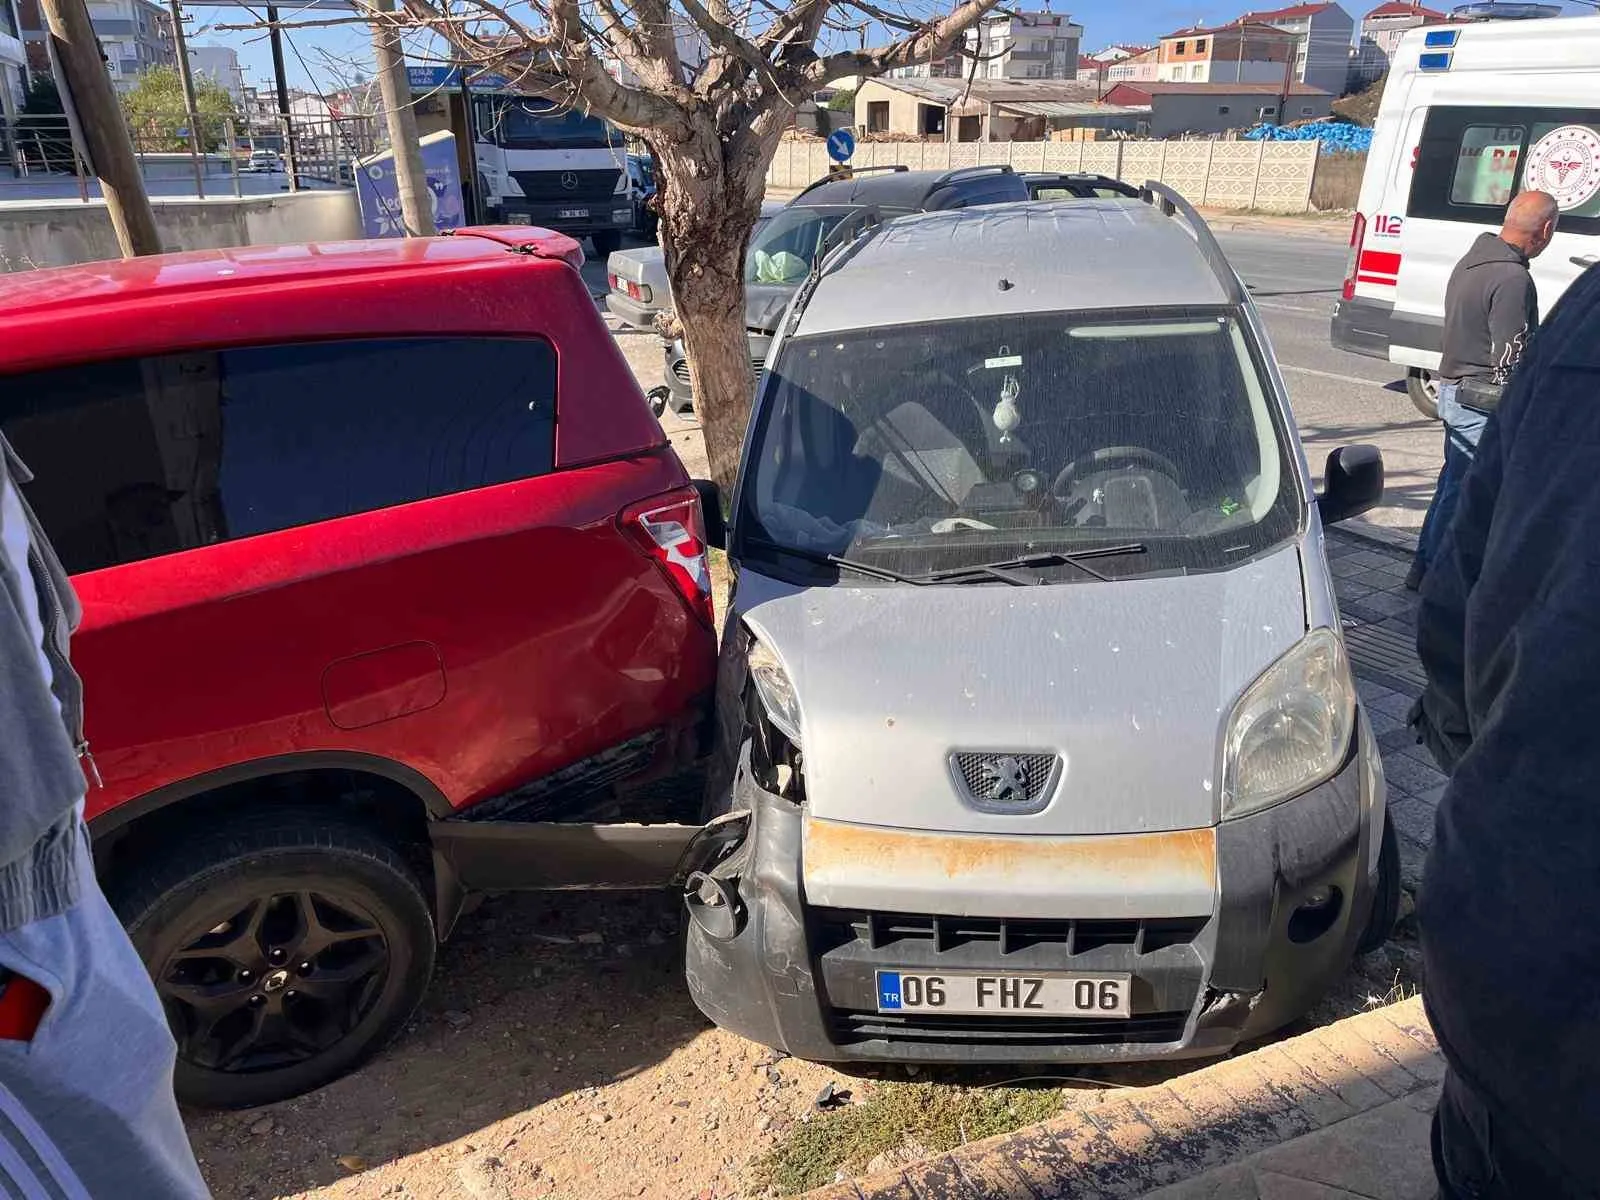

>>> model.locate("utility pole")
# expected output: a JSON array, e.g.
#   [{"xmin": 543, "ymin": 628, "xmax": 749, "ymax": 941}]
[
  {"xmin": 266, "ymin": 4, "xmax": 298, "ymax": 189},
  {"xmin": 39, "ymin": 0, "xmax": 162, "ymax": 255},
  {"xmin": 166, "ymin": 0, "xmax": 205, "ymax": 198},
  {"xmin": 368, "ymin": 0, "xmax": 432, "ymax": 235}
]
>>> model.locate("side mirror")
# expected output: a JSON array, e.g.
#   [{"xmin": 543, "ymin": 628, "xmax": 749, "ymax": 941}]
[
  {"xmin": 1318, "ymin": 445, "xmax": 1384, "ymax": 526},
  {"xmin": 692, "ymin": 479, "xmax": 726, "ymax": 550}
]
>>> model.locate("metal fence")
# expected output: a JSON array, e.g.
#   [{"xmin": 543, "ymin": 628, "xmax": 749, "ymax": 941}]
[{"xmin": 0, "ymin": 111, "xmax": 380, "ymax": 202}]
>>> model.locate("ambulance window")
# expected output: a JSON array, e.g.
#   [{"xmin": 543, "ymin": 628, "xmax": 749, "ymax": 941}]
[{"xmin": 1450, "ymin": 125, "xmax": 1525, "ymax": 207}]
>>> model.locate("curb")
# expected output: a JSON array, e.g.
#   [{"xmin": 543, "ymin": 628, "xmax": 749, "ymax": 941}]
[
  {"xmin": 803, "ymin": 997, "xmax": 1442, "ymax": 1200},
  {"xmin": 1331, "ymin": 518, "xmax": 1419, "ymax": 556}
]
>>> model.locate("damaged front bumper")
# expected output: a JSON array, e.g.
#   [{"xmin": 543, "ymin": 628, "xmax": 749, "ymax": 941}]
[{"xmin": 683, "ymin": 728, "xmax": 1383, "ymax": 1064}]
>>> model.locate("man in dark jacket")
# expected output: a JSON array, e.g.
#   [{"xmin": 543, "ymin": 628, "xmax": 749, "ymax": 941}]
[
  {"xmin": 1412, "ymin": 258, "xmax": 1600, "ymax": 1198},
  {"xmin": 0, "ymin": 436, "xmax": 208, "ymax": 1196},
  {"xmin": 1407, "ymin": 191, "xmax": 1558, "ymax": 590}
]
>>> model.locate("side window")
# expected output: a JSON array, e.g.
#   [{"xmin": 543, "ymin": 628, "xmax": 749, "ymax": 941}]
[
  {"xmin": 1, "ymin": 338, "xmax": 557, "ymax": 576},
  {"xmin": 1410, "ymin": 105, "xmax": 1600, "ymax": 234}
]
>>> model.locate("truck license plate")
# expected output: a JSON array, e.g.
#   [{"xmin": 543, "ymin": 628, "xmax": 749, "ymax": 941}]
[
  {"xmin": 558, "ymin": 207, "xmax": 589, "ymax": 219},
  {"xmin": 876, "ymin": 970, "xmax": 1130, "ymax": 1018}
]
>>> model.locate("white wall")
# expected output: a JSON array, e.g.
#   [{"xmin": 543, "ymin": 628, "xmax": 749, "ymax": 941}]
[{"xmin": 0, "ymin": 190, "xmax": 361, "ymax": 271}]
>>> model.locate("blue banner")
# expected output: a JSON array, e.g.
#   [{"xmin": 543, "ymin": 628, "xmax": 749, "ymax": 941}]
[{"xmin": 355, "ymin": 129, "xmax": 467, "ymax": 238}]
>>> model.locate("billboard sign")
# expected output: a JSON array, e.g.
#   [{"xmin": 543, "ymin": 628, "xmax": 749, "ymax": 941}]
[
  {"xmin": 355, "ymin": 129, "xmax": 467, "ymax": 237},
  {"xmin": 406, "ymin": 65, "xmax": 515, "ymax": 91}
]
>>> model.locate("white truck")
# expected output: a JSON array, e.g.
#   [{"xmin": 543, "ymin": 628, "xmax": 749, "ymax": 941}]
[
  {"xmin": 470, "ymin": 92, "xmax": 633, "ymax": 256},
  {"xmin": 1330, "ymin": 12, "xmax": 1600, "ymax": 418}
]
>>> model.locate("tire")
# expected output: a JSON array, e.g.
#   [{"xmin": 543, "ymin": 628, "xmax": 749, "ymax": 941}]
[
  {"xmin": 590, "ymin": 230, "xmax": 623, "ymax": 257},
  {"xmin": 113, "ymin": 812, "xmax": 436, "ymax": 1109},
  {"xmin": 1407, "ymin": 368, "xmax": 1440, "ymax": 422},
  {"xmin": 1358, "ymin": 817, "xmax": 1402, "ymax": 955}
]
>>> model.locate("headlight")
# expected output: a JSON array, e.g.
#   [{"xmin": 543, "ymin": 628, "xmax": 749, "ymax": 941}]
[
  {"xmin": 615, "ymin": 171, "xmax": 630, "ymax": 195},
  {"xmin": 1221, "ymin": 628, "xmax": 1356, "ymax": 820},
  {"xmin": 748, "ymin": 639, "xmax": 801, "ymax": 746}
]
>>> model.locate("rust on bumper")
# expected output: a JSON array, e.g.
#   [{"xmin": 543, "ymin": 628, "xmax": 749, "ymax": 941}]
[{"xmin": 801, "ymin": 817, "xmax": 1218, "ymax": 920}]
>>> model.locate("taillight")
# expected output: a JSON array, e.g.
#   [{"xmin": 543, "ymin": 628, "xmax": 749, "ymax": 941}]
[
  {"xmin": 626, "ymin": 280, "xmax": 652, "ymax": 303},
  {"xmin": 1341, "ymin": 212, "xmax": 1367, "ymax": 302},
  {"xmin": 620, "ymin": 490, "xmax": 715, "ymax": 627},
  {"xmin": 608, "ymin": 272, "xmax": 620, "ymax": 290}
]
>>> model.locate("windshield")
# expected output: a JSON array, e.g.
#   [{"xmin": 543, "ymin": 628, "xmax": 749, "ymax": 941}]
[
  {"xmin": 740, "ymin": 309, "xmax": 1300, "ymax": 582},
  {"xmin": 745, "ymin": 206, "xmax": 852, "ymax": 285},
  {"xmin": 486, "ymin": 100, "xmax": 616, "ymax": 150}
]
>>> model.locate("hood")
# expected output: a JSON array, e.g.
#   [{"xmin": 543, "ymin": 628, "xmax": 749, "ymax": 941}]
[
  {"xmin": 1458, "ymin": 231, "xmax": 1529, "ymax": 274},
  {"xmin": 737, "ymin": 543, "xmax": 1307, "ymax": 838},
  {"xmin": 746, "ymin": 282, "xmax": 801, "ymax": 333}
]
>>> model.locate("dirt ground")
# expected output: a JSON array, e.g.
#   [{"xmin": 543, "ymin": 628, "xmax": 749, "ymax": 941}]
[{"xmin": 183, "ymin": 309, "xmax": 1422, "ymax": 1200}]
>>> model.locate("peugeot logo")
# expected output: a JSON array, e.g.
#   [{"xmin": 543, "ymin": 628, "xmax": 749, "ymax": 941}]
[
  {"xmin": 560, "ymin": 171, "xmax": 579, "ymax": 191},
  {"xmin": 981, "ymin": 756, "xmax": 1030, "ymax": 805}
]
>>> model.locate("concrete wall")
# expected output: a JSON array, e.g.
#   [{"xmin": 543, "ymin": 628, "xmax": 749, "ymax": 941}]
[
  {"xmin": 0, "ymin": 189, "xmax": 361, "ymax": 271},
  {"xmin": 768, "ymin": 137, "xmax": 1320, "ymax": 213}
]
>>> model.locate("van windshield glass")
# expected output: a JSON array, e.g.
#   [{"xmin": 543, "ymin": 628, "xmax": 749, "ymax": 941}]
[
  {"xmin": 741, "ymin": 310, "xmax": 1300, "ymax": 582},
  {"xmin": 489, "ymin": 101, "xmax": 615, "ymax": 150},
  {"xmin": 745, "ymin": 207, "xmax": 852, "ymax": 285}
]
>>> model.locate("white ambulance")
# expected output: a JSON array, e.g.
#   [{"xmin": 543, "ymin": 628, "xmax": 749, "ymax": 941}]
[{"xmin": 1330, "ymin": 13, "xmax": 1600, "ymax": 418}]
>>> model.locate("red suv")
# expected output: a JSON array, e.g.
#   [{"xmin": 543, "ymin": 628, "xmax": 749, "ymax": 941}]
[{"xmin": 0, "ymin": 229, "xmax": 718, "ymax": 1107}]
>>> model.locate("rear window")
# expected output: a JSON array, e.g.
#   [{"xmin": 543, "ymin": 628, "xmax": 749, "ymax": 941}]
[
  {"xmin": 1410, "ymin": 105, "xmax": 1600, "ymax": 235},
  {"xmin": 1, "ymin": 337, "xmax": 556, "ymax": 575}
]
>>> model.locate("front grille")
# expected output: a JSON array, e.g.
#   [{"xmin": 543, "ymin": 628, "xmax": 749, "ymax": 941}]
[
  {"xmin": 951, "ymin": 751, "xmax": 1058, "ymax": 811},
  {"xmin": 815, "ymin": 910, "xmax": 1208, "ymax": 956},
  {"xmin": 670, "ymin": 356, "xmax": 764, "ymax": 386},
  {"xmin": 829, "ymin": 1009, "xmax": 1189, "ymax": 1047},
  {"xmin": 510, "ymin": 168, "xmax": 621, "ymax": 202}
]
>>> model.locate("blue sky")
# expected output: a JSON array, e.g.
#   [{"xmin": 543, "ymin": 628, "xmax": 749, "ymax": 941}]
[{"xmin": 189, "ymin": 0, "xmax": 1598, "ymax": 95}]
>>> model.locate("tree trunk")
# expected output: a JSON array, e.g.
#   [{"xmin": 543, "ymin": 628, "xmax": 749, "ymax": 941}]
[{"xmin": 653, "ymin": 129, "xmax": 768, "ymax": 494}]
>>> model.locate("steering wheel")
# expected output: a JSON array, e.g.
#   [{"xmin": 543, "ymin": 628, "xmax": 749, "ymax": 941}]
[{"xmin": 1051, "ymin": 445, "xmax": 1184, "ymax": 497}]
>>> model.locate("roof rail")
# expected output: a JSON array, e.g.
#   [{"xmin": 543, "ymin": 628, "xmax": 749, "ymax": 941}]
[
  {"xmin": 795, "ymin": 163, "xmax": 909, "ymax": 199},
  {"xmin": 1137, "ymin": 180, "xmax": 1244, "ymax": 304},
  {"xmin": 932, "ymin": 164, "xmax": 1016, "ymax": 186}
]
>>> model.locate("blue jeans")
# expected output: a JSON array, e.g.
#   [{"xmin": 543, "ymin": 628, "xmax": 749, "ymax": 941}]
[{"xmin": 1415, "ymin": 382, "xmax": 1490, "ymax": 572}]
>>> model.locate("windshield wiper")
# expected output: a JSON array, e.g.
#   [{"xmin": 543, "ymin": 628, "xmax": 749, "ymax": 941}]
[
  {"xmin": 748, "ymin": 539, "xmax": 926, "ymax": 585},
  {"xmin": 919, "ymin": 544, "xmax": 1148, "ymax": 585}
]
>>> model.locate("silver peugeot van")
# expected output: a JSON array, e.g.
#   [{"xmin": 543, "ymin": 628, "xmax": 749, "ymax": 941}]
[{"xmin": 683, "ymin": 185, "xmax": 1400, "ymax": 1065}]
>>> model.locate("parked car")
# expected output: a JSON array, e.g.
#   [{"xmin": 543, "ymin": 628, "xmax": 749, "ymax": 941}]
[
  {"xmin": 606, "ymin": 200, "xmax": 785, "ymax": 337},
  {"xmin": 243, "ymin": 148, "xmax": 282, "ymax": 173},
  {"xmin": 660, "ymin": 165, "xmax": 1031, "ymax": 417},
  {"xmin": 627, "ymin": 153, "xmax": 658, "ymax": 237},
  {"xmin": 682, "ymin": 184, "xmax": 1400, "ymax": 1067},
  {"xmin": 1023, "ymin": 172, "xmax": 1140, "ymax": 201},
  {"xmin": 0, "ymin": 227, "xmax": 719, "ymax": 1108}
]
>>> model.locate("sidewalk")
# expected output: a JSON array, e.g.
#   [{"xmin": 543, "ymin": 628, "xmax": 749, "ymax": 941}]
[
  {"xmin": 808, "ymin": 998, "xmax": 1442, "ymax": 1200},
  {"xmin": 802, "ymin": 528, "xmax": 1447, "ymax": 1200}
]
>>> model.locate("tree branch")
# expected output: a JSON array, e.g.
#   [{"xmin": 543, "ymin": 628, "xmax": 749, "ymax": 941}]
[{"xmin": 805, "ymin": 0, "xmax": 1002, "ymax": 84}]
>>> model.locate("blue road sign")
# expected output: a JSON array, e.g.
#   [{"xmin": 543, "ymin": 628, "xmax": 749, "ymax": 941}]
[{"xmin": 826, "ymin": 127, "xmax": 855, "ymax": 164}]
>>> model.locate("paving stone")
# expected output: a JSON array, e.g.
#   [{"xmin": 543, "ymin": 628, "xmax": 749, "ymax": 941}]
[
  {"xmin": 1367, "ymin": 689, "xmax": 1419, "ymax": 720},
  {"xmin": 1366, "ymin": 706, "xmax": 1405, "ymax": 737},
  {"xmin": 1356, "ymin": 679, "xmax": 1398, "ymax": 708},
  {"xmin": 1274, "ymin": 1034, "xmax": 1392, "ymax": 1114},
  {"xmin": 1396, "ymin": 833, "xmax": 1429, "ymax": 890},
  {"xmin": 1382, "ymin": 753, "xmax": 1446, "ymax": 796},
  {"xmin": 1142, "ymin": 1163, "xmax": 1261, "ymax": 1200},
  {"xmin": 1248, "ymin": 1099, "xmax": 1438, "ymax": 1200},
  {"xmin": 1251, "ymin": 1171, "xmax": 1389, "ymax": 1200},
  {"xmin": 1386, "ymin": 798, "xmax": 1437, "ymax": 846},
  {"xmin": 1378, "ymin": 726, "xmax": 1419, "ymax": 756},
  {"xmin": 988, "ymin": 1126, "xmax": 1089, "ymax": 1200}
]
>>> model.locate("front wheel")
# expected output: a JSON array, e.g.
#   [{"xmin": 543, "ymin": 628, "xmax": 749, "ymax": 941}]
[
  {"xmin": 590, "ymin": 230, "xmax": 623, "ymax": 257},
  {"xmin": 115, "ymin": 812, "xmax": 436, "ymax": 1109},
  {"xmin": 1407, "ymin": 368, "xmax": 1440, "ymax": 422}
]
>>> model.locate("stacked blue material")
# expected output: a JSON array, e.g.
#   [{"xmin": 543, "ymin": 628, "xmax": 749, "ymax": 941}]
[{"xmin": 1241, "ymin": 122, "xmax": 1374, "ymax": 154}]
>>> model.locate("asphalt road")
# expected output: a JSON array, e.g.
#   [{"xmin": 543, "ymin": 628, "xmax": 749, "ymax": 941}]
[{"xmin": 1216, "ymin": 224, "xmax": 1438, "ymax": 539}]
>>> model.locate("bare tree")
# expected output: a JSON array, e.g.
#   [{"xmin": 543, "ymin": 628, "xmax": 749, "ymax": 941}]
[{"xmin": 372, "ymin": 0, "xmax": 1002, "ymax": 488}]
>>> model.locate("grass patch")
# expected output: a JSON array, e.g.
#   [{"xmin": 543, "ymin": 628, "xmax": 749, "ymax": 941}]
[{"xmin": 752, "ymin": 1082, "xmax": 1066, "ymax": 1196}]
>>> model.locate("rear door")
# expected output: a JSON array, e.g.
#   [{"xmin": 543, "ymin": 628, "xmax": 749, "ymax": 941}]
[{"xmin": 1400, "ymin": 102, "xmax": 1600, "ymax": 358}]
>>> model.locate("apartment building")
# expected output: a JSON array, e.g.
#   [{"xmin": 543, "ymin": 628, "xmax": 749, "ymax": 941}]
[
  {"xmin": 1352, "ymin": 2, "xmax": 1448, "ymax": 85},
  {"xmin": 188, "ymin": 44, "xmax": 244, "ymax": 101},
  {"xmin": 15, "ymin": 0, "xmax": 172, "ymax": 91},
  {"xmin": 1156, "ymin": 21, "xmax": 1299, "ymax": 84},
  {"xmin": 1105, "ymin": 46, "xmax": 1161, "ymax": 83},
  {"xmin": 964, "ymin": 9, "xmax": 1084, "ymax": 80},
  {"xmin": 1237, "ymin": 2, "xmax": 1356, "ymax": 96},
  {"xmin": 2, "ymin": 0, "xmax": 25, "ymax": 117}
]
